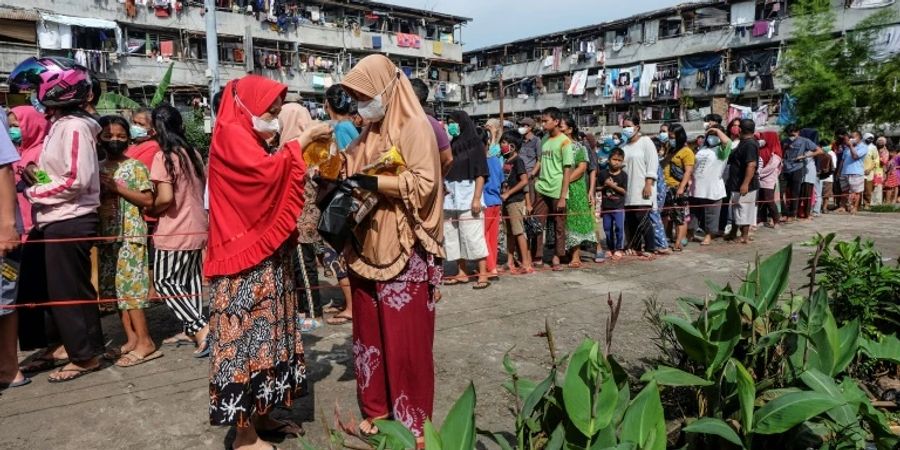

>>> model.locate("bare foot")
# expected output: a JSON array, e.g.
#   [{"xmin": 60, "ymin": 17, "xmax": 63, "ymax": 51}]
[{"xmin": 360, "ymin": 415, "xmax": 390, "ymax": 436}]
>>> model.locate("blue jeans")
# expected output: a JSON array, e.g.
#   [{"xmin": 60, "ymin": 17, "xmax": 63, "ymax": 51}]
[{"xmin": 602, "ymin": 210, "xmax": 625, "ymax": 251}]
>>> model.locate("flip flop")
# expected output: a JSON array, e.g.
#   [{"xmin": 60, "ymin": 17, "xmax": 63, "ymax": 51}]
[
  {"xmin": 162, "ymin": 335, "xmax": 194, "ymax": 347},
  {"xmin": 47, "ymin": 365, "xmax": 101, "ymax": 383},
  {"xmin": 325, "ymin": 315, "xmax": 352, "ymax": 325},
  {"xmin": 568, "ymin": 262, "xmax": 583, "ymax": 269},
  {"xmin": 193, "ymin": 335, "xmax": 212, "ymax": 358},
  {"xmin": 472, "ymin": 281, "xmax": 491, "ymax": 290},
  {"xmin": 322, "ymin": 305, "xmax": 342, "ymax": 314},
  {"xmin": 20, "ymin": 357, "xmax": 67, "ymax": 373},
  {"xmin": 442, "ymin": 278, "xmax": 469, "ymax": 286},
  {"xmin": 115, "ymin": 350, "xmax": 164, "ymax": 368},
  {"xmin": 551, "ymin": 265, "xmax": 564, "ymax": 272},
  {"xmin": 0, "ymin": 377, "xmax": 32, "ymax": 389}
]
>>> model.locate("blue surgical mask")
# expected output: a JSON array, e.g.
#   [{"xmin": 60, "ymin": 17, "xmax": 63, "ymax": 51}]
[
  {"xmin": 8, "ymin": 127, "xmax": 22, "ymax": 145},
  {"xmin": 621, "ymin": 127, "xmax": 635, "ymax": 142},
  {"xmin": 658, "ymin": 132, "xmax": 669, "ymax": 143},
  {"xmin": 447, "ymin": 123, "xmax": 460, "ymax": 137},
  {"xmin": 130, "ymin": 125, "xmax": 149, "ymax": 140}
]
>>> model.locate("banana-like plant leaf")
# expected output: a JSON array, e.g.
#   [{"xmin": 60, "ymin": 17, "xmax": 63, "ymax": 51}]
[
  {"xmin": 502, "ymin": 378, "xmax": 537, "ymax": 400},
  {"xmin": 595, "ymin": 382, "xmax": 631, "ymax": 449},
  {"xmin": 439, "ymin": 382, "xmax": 476, "ymax": 450},
  {"xmin": 373, "ymin": 420, "xmax": 416, "ymax": 448},
  {"xmin": 563, "ymin": 340, "xmax": 601, "ymax": 437},
  {"xmin": 522, "ymin": 369, "xmax": 554, "ymax": 418},
  {"xmin": 752, "ymin": 391, "xmax": 843, "ymax": 434},
  {"xmin": 809, "ymin": 306, "xmax": 840, "ymax": 376},
  {"xmin": 96, "ymin": 92, "xmax": 141, "ymax": 112},
  {"xmin": 683, "ymin": 417, "xmax": 744, "ymax": 448},
  {"xmin": 706, "ymin": 298, "xmax": 742, "ymax": 378},
  {"xmin": 545, "ymin": 423, "xmax": 565, "ymax": 450},
  {"xmin": 833, "ymin": 320, "xmax": 859, "ymax": 374},
  {"xmin": 799, "ymin": 370, "xmax": 866, "ymax": 446},
  {"xmin": 620, "ymin": 381, "xmax": 666, "ymax": 450},
  {"xmin": 737, "ymin": 244, "xmax": 792, "ymax": 314},
  {"xmin": 731, "ymin": 359, "xmax": 755, "ymax": 435},
  {"xmin": 150, "ymin": 62, "xmax": 174, "ymax": 108},
  {"xmin": 640, "ymin": 366, "xmax": 713, "ymax": 386},
  {"xmin": 595, "ymin": 364, "xmax": 619, "ymax": 430},
  {"xmin": 663, "ymin": 316, "xmax": 716, "ymax": 366},
  {"xmin": 424, "ymin": 421, "xmax": 443, "ymax": 450},
  {"xmin": 859, "ymin": 334, "xmax": 900, "ymax": 364}
]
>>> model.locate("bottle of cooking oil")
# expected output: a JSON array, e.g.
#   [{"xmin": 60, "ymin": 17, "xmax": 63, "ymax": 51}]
[{"xmin": 302, "ymin": 136, "xmax": 342, "ymax": 180}]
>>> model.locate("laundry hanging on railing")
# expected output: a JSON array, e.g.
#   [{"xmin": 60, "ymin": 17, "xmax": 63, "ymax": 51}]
[
  {"xmin": 396, "ymin": 32, "xmax": 421, "ymax": 49},
  {"xmin": 567, "ymin": 70, "xmax": 589, "ymax": 96}
]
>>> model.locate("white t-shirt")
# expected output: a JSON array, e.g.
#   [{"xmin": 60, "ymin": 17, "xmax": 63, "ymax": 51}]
[
  {"xmin": 622, "ymin": 136, "xmax": 659, "ymax": 207},
  {"xmin": 824, "ymin": 152, "xmax": 837, "ymax": 183},
  {"xmin": 691, "ymin": 147, "xmax": 727, "ymax": 201}
]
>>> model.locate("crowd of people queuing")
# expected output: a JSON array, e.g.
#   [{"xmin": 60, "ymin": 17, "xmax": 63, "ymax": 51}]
[{"xmin": 0, "ymin": 54, "xmax": 899, "ymax": 449}]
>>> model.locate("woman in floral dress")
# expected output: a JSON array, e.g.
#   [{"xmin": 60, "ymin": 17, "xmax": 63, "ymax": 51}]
[
  {"xmin": 559, "ymin": 116, "xmax": 597, "ymax": 267},
  {"xmin": 96, "ymin": 115, "xmax": 159, "ymax": 367}
]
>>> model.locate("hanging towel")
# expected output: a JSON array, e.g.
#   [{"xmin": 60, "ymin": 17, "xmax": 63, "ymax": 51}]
[
  {"xmin": 433, "ymin": 41, "xmax": 443, "ymax": 56},
  {"xmin": 567, "ymin": 70, "xmax": 589, "ymax": 96},
  {"xmin": 639, "ymin": 63, "xmax": 657, "ymax": 97},
  {"xmin": 371, "ymin": 35, "xmax": 382, "ymax": 49},
  {"xmin": 752, "ymin": 20, "xmax": 769, "ymax": 37}
]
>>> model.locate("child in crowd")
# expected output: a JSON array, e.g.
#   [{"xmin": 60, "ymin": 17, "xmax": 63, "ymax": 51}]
[
  {"xmin": 483, "ymin": 122, "xmax": 504, "ymax": 278},
  {"xmin": 97, "ymin": 116, "xmax": 160, "ymax": 367},
  {"xmin": 148, "ymin": 105, "xmax": 210, "ymax": 357},
  {"xmin": 532, "ymin": 107, "xmax": 574, "ymax": 271},
  {"xmin": 885, "ymin": 146, "xmax": 900, "ymax": 204},
  {"xmin": 499, "ymin": 131, "xmax": 533, "ymax": 274},
  {"xmin": 598, "ymin": 148, "xmax": 628, "ymax": 259}
]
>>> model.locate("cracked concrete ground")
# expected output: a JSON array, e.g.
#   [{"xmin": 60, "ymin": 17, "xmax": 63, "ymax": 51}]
[{"xmin": 1, "ymin": 212, "xmax": 897, "ymax": 449}]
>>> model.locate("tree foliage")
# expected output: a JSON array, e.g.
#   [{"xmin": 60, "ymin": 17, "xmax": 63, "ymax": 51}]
[{"xmin": 783, "ymin": 0, "xmax": 900, "ymax": 132}]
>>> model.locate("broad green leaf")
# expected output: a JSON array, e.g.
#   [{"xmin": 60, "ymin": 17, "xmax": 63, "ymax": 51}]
[
  {"xmin": 809, "ymin": 306, "xmax": 840, "ymax": 376},
  {"xmin": 799, "ymin": 370, "xmax": 866, "ymax": 446},
  {"xmin": 502, "ymin": 378, "xmax": 537, "ymax": 400},
  {"xmin": 595, "ymin": 365, "xmax": 619, "ymax": 430},
  {"xmin": 522, "ymin": 370, "xmax": 554, "ymax": 418},
  {"xmin": 706, "ymin": 299, "xmax": 742, "ymax": 378},
  {"xmin": 373, "ymin": 420, "xmax": 416, "ymax": 448},
  {"xmin": 545, "ymin": 424, "xmax": 565, "ymax": 450},
  {"xmin": 502, "ymin": 351, "xmax": 517, "ymax": 376},
  {"xmin": 563, "ymin": 340, "xmax": 601, "ymax": 437},
  {"xmin": 439, "ymin": 382, "xmax": 476, "ymax": 450},
  {"xmin": 96, "ymin": 91, "xmax": 141, "ymax": 112},
  {"xmin": 620, "ymin": 381, "xmax": 666, "ymax": 450},
  {"xmin": 731, "ymin": 359, "xmax": 755, "ymax": 434},
  {"xmin": 752, "ymin": 391, "xmax": 843, "ymax": 434},
  {"xmin": 663, "ymin": 316, "xmax": 716, "ymax": 366},
  {"xmin": 738, "ymin": 245, "xmax": 792, "ymax": 314},
  {"xmin": 640, "ymin": 366, "xmax": 713, "ymax": 387},
  {"xmin": 833, "ymin": 320, "xmax": 859, "ymax": 374},
  {"xmin": 804, "ymin": 288, "xmax": 828, "ymax": 335},
  {"xmin": 750, "ymin": 329, "xmax": 796, "ymax": 355},
  {"xmin": 596, "ymin": 382, "xmax": 632, "ymax": 448},
  {"xmin": 683, "ymin": 417, "xmax": 744, "ymax": 448},
  {"xmin": 423, "ymin": 421, "xmax": 443, "ymax": 450},
  {"xmin": 754, "ymin": 387, "xmax": 803, "ymax": 407},
  {"xmin": 150, "ymin": 62, "xmax": 174, "ymax": 108},
  {"xmin": 859, "ymin": 335, "xmax": 900, "ymax": 364}
]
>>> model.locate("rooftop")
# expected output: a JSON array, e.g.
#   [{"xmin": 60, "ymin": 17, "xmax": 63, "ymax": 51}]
[{"xmin": 321, "ymin": 0, "xmax": 472, "ymax": 25}]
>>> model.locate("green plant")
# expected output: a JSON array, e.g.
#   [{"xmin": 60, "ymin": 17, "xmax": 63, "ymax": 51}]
[
  {"xmin": 95, "ymin": 62, "xmax": 174, "ymax": 113},
  {"xmin": 809, "ymin": 233, "xmax": 900, "ymax": 341}
]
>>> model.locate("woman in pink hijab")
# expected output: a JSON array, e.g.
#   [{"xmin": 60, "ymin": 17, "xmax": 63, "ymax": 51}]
[{"xmin": 8, "ymin": 106, "xmax": 50, "ymax": 234}]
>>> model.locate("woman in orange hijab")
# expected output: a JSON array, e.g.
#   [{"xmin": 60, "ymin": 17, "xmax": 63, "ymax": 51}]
[
  {"xmin": 338, "ymin": 55, "xmax": 443, "ymax": 441},
  {"xmin": 205, "ymin": 75, "xmax": 330, "ymax": 448}
]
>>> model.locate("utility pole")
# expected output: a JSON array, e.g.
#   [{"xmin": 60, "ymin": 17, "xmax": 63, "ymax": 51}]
[
  {"xmin": 205, "ymin": 0, "xmax": 220, "ymax": 119},
  {"xmin": 499, "ymin": 72, "xmax": 504, "ymax": 124}
]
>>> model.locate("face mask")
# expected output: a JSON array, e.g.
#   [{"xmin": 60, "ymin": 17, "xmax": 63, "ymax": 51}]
[
  {"xmin": 357, "ymin": 95, "xmax": 386, "ymax": 123},
  {"xmin": 612, "ymin": 138, "xmax": 621, "ymax": 146},
  {"xmin": 102, "ymin": 139, "xmax": 129, "ymax": 156},
  {"xmin": 8, "ymin": 127, "xmax": 22, "ymax": 145},
  {"xmin": 251, "ymin": 116, "xmax": 280, "ymax": 137},
  {"xmin": 849, "ymin": 138, "xmax": 858, "ymax": 145},
  {"xmin": 447, "ymin": 123, "xmax": 460, "ymax": 137},
  {"xmin": 500, "ymin": 143, "xmax": 512, "ymax": 156},
  {"xmin": 703, "ymin": 122, "xmax": 710, "ymax": 130},
  {"xmin": 705, "ymin": 135, "xmax": 720, "ymax": 147},
  {"xmin": 130, "ymin": 125, "xmax": 149, "ymax": 140},
  {"xmin": 730, "ymin": 126, "xmax": 741, "ymax": 137},
  {"xmin": 518, "ymin": 127, "xmax": 528, "ymax": 136},
  {"xmin": 621, "ymin": 127, "xmax": 635, "ymax": 142},
  {"xmin": 758, "ymin": 139, "xmax": 767, "ymax": 148},
  {"xmin": 658, "ymin": 132, "xmax": 669, "ymax": 143}
]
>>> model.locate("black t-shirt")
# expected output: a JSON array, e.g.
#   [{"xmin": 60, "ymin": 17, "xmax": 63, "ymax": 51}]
[
  {"xmin": 598, "ymin": 169, "xmax": 628, "ymax": 210},
  {"xmin": 502, "ymin": 155, "xmax": 528, "ymax": 204},
  {"xmin": 727, "ymin": 138, "xmax": 760, "ymax": 193}
]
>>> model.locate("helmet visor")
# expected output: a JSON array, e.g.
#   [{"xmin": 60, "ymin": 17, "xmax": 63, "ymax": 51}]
[{"xmin": 8, "ymin": 57, "xmax": 46, "ymax": 91}]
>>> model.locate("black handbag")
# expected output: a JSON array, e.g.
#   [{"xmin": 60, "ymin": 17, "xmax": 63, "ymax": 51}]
[{"xmin": 316, "ymin": 179, "xmax": 378, "ymax": 252}]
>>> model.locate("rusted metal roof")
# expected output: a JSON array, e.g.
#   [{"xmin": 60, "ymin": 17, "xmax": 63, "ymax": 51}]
[{"xmin": 0, "ymin": 7, "xmax": 39, "ymax": 21}]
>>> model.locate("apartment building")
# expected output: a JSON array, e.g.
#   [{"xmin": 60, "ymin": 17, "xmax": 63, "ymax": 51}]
[
  {"xmin": 460, "ymin": 0, "xmax": 900, "ymax": 134},
  {"xmin": 0, "ymin": 0, "xmax": 469, "ymax": 116}
]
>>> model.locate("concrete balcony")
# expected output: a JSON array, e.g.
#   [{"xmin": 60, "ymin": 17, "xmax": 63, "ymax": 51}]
[
  {"xmin": 9, "ymin": 0, "xmax": 462, "ymax": 63},
  {"xmin": 0, "ymin": 43, "xmax": 38, "ymax": 75},
  {"xmin": 462, "ymin": 0, "xmax": 900, "ymax": 87}
]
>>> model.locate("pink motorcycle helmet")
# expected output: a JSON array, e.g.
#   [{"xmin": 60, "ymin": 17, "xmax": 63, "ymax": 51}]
[{"xmin": 9, "ymin": 57, "xmax": 92, "ymax": 109}]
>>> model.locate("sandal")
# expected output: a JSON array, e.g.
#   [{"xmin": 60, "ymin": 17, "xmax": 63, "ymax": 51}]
[
  {"xmin": 20, "ymin": 351, "xmax": 67, "ymax": 373},
  {"xmin": 442, "ymin": 277, "xmax": 469, "ymax": 286},
  {"xmin": 115, "ymin": 350, "xmax": 164, "ymax": 368},
  {"xmin": 47, "ymin": 364, "xmax": 101, "ymax": 383},
  {"xmin": 325, "ymin": 315, "xmax": 352, "ymax": 325},
  {"xmin": 568, "ymin": 262, "xmax": 583, "ymax": 269},
  {"xmin": 323, "ymin": 305, "xmax": 342, "ymax": 315},
  {"xmin": 360, "ymin": 415, "xmax": 389, "ymax": 437},
  {"xmin": 0, "ymin": 377, "xmax": 32, "ymax": 389},
  {"xmin": 519, "ymin": 267, "xmax": 535, "ymax": 274},
  {"xmin": 193, "ymin": 335, "xmax": 212, "ymax": 358},
  {"xmin": 472, "ymin": 281, "xmax": 491, "ymax": 290},
  {"xmin": 162, "ymin": 334, "xmax": 194, "ymax": 347},
  {"xmin": 551, "ymin": 265, "xmax": 564, "ymax": 272}
]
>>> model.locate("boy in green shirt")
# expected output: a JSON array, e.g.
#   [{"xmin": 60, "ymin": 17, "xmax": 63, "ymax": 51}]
[{"xmin": 531, "ymin": 107, "xmax": 574, "ymax": 270}]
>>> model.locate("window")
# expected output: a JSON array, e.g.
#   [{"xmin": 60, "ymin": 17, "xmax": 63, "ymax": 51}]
[
  {"xmin": 126, "ymin": 29, "xmax": 180, "ymax": 58},
  {"xmin": 659, "ymin": 17, "xmax": 682, "ymax": 38},
  {"xmin": 756, "ymin": 0, "xmax": 786, "ymax": 20}
]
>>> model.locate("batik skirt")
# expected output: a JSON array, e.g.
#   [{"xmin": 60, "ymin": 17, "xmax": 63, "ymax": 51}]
[{"xmin": 208, "ymin": 244, "xmax": 306, "ymax": 427}]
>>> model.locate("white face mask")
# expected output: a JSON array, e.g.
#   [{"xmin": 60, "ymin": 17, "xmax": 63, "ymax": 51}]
[
  {"xmin": 518, "ymin": 127, "xmax": 528, "ymax": 136},
  {"xmin": 357, "ymin": 95, "xmax": 386, "ymax": 123},
  {"xmin": 252, "ymin": 116, "xmax": 281, "ymax": 137}
]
